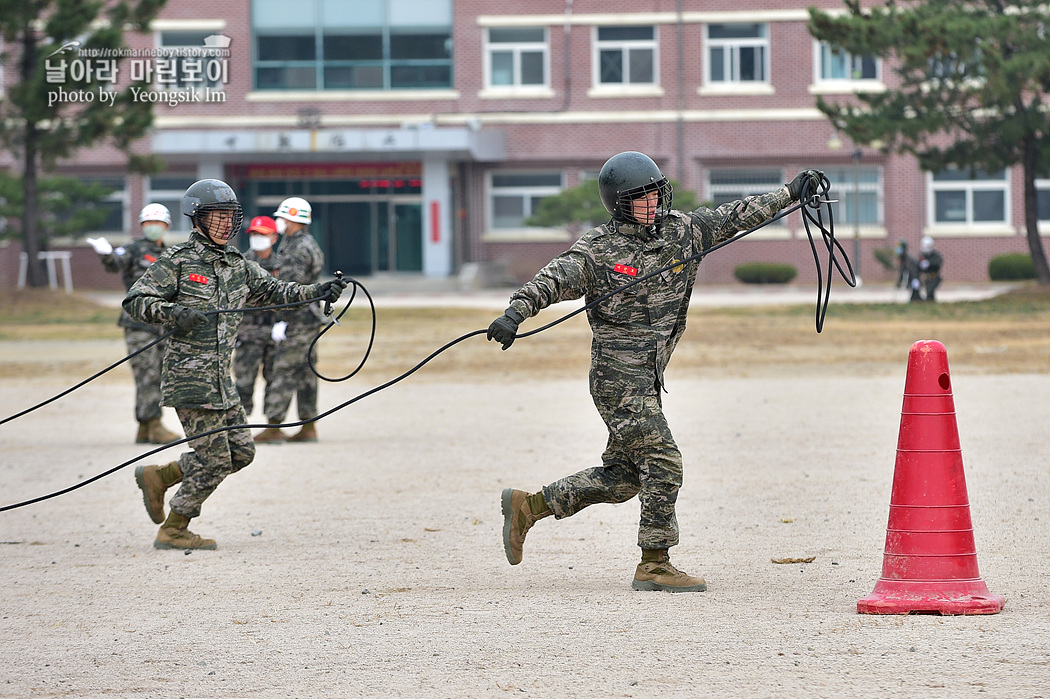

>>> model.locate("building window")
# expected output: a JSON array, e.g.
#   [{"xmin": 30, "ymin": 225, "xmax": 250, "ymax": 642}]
[
  {"xmin": 147, "ymin": 176, "xmax": 198, "ymax": 234},
  {"xmin": 1038, "ymin": 176, "xmax": 1050, "ymax": 222},
  {"xmin": 706, "ymin": 23, "xmax": 768, "ymax": 84},
  {"xmin": 708, "ymin": 169, "xmax": 785, "ymax": 224},
  {"xmin": 930, "ymin": 169, "xmax": 1008, "ymax": 225},
  {"xmin": 820, "ymin": 167, "xmax": 882, "ymax": 225},
  {"xmin": 486, "ymin": 27, "xmax": 547, "ymax": 88},
  {"xmin": 816, "ymin": 42, "xmax": 878, "ymax": 83},
  {"xmin": 156, "ymin": 31, "xmax": 226, "ymax": 91},
  {"xmin": 489, "ymin": 172, "xmax": 562, "ymax": 229},
  {"xmin": 594, "ymin": 26, "xmax": 656, "ymax": 86},
  {"xmin": 81, "ymin": 176, "xmax": 127, "ymax": 234},
  {"xmin": 252, "ymin": 0, "xmax": 453, "ymax": 91}
]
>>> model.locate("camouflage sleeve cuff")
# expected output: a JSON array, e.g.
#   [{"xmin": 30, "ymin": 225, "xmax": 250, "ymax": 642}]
[{"xmin": 506, "ymin": 299, "xmax": 532, "ymax": 321}]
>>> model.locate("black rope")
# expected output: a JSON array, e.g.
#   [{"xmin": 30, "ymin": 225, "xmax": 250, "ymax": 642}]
[
  {"xmin": 0, "ymin": 177, "xmax": 851, "ymax": 513},
  {"xmin": 0, "ymin": 295, "xmax": 332, "ymax": 426}
]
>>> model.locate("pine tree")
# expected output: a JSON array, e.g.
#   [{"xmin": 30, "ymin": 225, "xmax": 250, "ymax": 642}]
[
  {"xmin": 810, "ymin": 0, "xmax": 1050, "ymax": 284},
  {"xmin": 0, "ymin": 0, "xmax": 166, "ymax": 286}
]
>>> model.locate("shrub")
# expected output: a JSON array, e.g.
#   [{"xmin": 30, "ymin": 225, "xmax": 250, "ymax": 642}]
[
  {"xmin": 873, "ymin": 247, "xmax": 896, "ymax": 271},
  {"xmin": 734, "ymin": 262, "xmax": 798, "ymax": 284},
  {"xmin": 988, "ymin": 253, "xmax": 1036, "ymax": 281}
]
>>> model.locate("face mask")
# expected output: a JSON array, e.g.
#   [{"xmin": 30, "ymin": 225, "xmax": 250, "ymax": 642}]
[
  {"xmin": 142, "ymin": 223, "xmax": 166, "ymax": 241},
  {"xmin": 275, "ymin": 217, "xmax": 288, "ymax": 235},
  {"xmin": 249, "ymin": 235, "xmax": 272, "ymax": 252}
]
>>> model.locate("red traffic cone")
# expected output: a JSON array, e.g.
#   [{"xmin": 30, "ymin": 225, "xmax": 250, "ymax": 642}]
[{"xmin": 857, "ymin": 340, "xmax": 1004, "ymax": 615}]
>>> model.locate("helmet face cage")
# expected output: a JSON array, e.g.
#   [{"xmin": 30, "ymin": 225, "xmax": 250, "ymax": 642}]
[
  {"xmin": 617, "ymin": 178, "xmax": 673, "ymax": 225},
  {"xmin": 194, "ymin": 203, "xmax": 243, "ymax": 241}
]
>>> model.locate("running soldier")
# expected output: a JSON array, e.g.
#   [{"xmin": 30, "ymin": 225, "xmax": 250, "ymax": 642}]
[
  {"xmin": 125, "ymin": 180, "xmax": 347, "ymax": 550},
  {"xmin": 233, "ymin": 215, "xmax": 282, "ymax": 416},
  {"xmin": 87, "ymin": 204, "xmax": 181, "ymax": 444},
  {"xmin": 254, "ymin": 197, "xmax": 325, "ymax": 444},
  {"xmin": 489, "ymin": 151, "xmax": 823, "ymax": 592}
]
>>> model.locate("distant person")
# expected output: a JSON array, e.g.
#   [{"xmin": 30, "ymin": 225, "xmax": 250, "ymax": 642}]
[
  {"xmin": 895, "ymin": 239, "xmax": 923, "ymax": 303},
  {"xmin": 488, "ymin": 150, "xmax": 824, "ymax": 592},
  {"xmin": 234, "ymin": 216, "xmax": 283, "ymax": 417},
  {"xmin": 124, "ymin": 179, "xmax": 347, "ymax": 550},
  {"xmin": 254, "ymin": 197, "xmax": 325, "ymax": 444},
  {"xmin": 86, "ymin": 204, "xmax": 181, "ymax": 445},
  {"xmin": 918, "ymin": 236, "xmax": 943, "ymax": 302}
]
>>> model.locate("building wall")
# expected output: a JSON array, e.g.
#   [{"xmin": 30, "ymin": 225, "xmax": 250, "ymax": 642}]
[{"xmin": 1, "ymin": 0, "xmax": 1045, "ymax": 289}]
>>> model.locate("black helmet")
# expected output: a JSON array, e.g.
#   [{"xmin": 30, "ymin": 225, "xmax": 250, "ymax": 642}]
[
  {"xmin": 598, "ymin": 151, "xmax": 673, "ymax": 223},
  {"xmin": 182, "ymin": 179, "xmax": 243, "ymax": 240}
]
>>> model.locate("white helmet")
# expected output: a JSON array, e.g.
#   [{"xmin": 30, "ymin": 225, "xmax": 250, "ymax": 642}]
[
  {"xmin": 921, "ymin": 236, "xmax": 935, "ymax": 253},
  {"xmin": 139, "ymin": 203, "xmax": 172, "ymax": 225},
  {"xmin": 273, "ymin": 197, "xmax": 312, "ymax": 224}
]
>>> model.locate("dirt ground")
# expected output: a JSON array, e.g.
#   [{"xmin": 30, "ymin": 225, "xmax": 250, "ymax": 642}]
[{"xmin": 1, "ymin": 294, "xmax": 1049, "ymax": 697}]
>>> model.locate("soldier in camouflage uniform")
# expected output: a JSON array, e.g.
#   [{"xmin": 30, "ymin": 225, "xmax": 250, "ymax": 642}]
[
  {"xmin": 254, "ymin": 197, "xmax": 325, "ymax": 444},
  {"xmin": 86, "ymin": 204, "xmax": 181, "ymax": 445},
  {"xmin": 490, "ymin": 151, "xmax": 823, "ymax": 592},
  {"xmin": 233, "ymin": 215, "xmax": 282, "ymax": 416},
  {"xmin": 124, "ymin": 180, "xmax": 348, "ymax": 550}
]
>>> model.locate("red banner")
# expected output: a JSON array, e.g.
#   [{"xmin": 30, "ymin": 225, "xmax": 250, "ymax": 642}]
[{"xmin": 230, "ymin": 162, "xmax": 421, "ymax": 180}]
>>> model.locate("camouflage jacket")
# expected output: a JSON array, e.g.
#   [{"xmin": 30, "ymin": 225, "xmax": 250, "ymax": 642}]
[
  {"xmin": 276, "ymin": 229, "xmax": 325, "ymax": 327},
  {"xmin": 508, "ymin": 188, "xmax": 792, "ymax": 397},
  {"xmin": 99, "ymin": 237, "xmax": 167, "ymax": 332},
  {"xmin": 123, "ymin": 229, "xmax": 328, "ymax": 410},
  {"xmin": 239, "ymin": 248, "xmax": 281, "ymax": 329}
]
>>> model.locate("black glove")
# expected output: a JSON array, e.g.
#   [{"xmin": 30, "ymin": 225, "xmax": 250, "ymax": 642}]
[
  {"xmin": 787, "ymin": 169, "xmax": 825, "ymax": 201},
  {"xmin": 487, "ymin": 308, "xmax": 524, "ymax": 351},
  {"xmin": 172, "ymin": 305, "xmax": 208, "ymax": 332},
  {"xmin": 320, "ymin": 278, "xmax": 350, "ymax": 303}
]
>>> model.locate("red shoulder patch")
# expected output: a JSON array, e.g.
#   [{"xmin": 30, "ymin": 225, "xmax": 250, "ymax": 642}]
[
  {"xmin": 188, "ymin": 273, "xmax": 208, "ymax": 284},
  {"xmin": 613, "ymin": 264, "xmax": 638, "ymax": 277},
  {"xmin": 143, "ymin": 254, "xmax": 157, "ymax": 263}
]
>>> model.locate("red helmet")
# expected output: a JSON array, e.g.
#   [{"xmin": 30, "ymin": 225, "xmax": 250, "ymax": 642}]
[{"xmin": 246, "ymin": 215, "xmax": 277, "ymax": 235}]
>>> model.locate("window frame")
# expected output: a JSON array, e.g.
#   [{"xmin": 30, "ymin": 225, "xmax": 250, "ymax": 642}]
[
  {"xmin": 1037, "ymin": 175, "xmax": 1050, "ymax": 230},
  {"xmin": 927, "ymin": 168, "xmax": 1010, "ymax": 229},
  {"xmin": 812, "ymin": 41, "xmax": 882, "ymax": 93},
  {"xmin": 707, "ymin": 169, "xmax": 788, "ymax": 235},
  {"xmin": 592, "ymin": 25, "xmax": 658, "ymax": 88},
  {"xmin": 147, "ymin": 175, "xmax": 198, "ymax": 236},
  {"xmin": 818, "ymin": 166, "xmax": 884, "ymax": 228},
  {"xmin": 251, "ymin": 0, "xmax": 453, "ymax": 91},
  {"xmin": 704, "ymin": 23, "xmax": 769, "ymax": 87},
  {"xmin": 486, "ymin": 170, "xmax": 564, "ymax": 238},
  {"xmin": 154, "ymin": 30, "xmax": 227, "ymax": 92},
  {"xmin": 484, "ymin": 26, "xmax": 549, "ymax": 91}
]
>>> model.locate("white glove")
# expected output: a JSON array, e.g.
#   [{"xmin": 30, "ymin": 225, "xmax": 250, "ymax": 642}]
[
  {"xmin": 271, "ymin": 321, "xmax": 287, "ymax": 343},
  {"xmin": 87, "ymin": 237, "xmax": 113, "ymax": 255},
  {"xmin": 919, "ymin": 259, "xmax": 930, "ymax": 270}
]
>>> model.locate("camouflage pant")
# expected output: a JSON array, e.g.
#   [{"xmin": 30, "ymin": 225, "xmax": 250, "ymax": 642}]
[
  {"xmin": 542, "ymin": 394, "xmax": 682, "ymax": 549},
  {"xmin": 233, "ymin": 325, "xmax": 277, "ymax": 417},
  {"xmin": 263, "ymin": 325, "xmax": 319, "ymax": 422},
  {"xmin": 125, "ymin": 328, "xmax": 165, "ymax": 423},
  {"xmin": 170, "ymin": 405, "xmax": 255, "ymax": 519}
]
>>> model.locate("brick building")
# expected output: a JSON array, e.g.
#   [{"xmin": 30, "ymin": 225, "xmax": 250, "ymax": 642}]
[{"xmin": 1, "ymin": 0, "xmax": 1044, "ymax": 291}]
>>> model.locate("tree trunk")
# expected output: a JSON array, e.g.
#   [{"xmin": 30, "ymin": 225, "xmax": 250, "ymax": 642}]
[
  {"xmin": 19, "ymin": 25, "xmax": 46, "ymax": 288},
  {"xmin": 1022, "ymin": 137, "xmax": 1050, "ymax": 285}
]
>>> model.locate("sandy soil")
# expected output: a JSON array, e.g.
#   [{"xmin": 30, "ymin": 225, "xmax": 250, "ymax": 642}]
[{"xmin": 1, "ymin": 308, "xmax": 1049, "ymax": 697}]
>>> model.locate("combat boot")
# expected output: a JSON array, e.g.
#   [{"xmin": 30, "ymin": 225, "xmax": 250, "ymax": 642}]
[
  {"xmin": 286, "ymin": 423, "xmax": 317, "ymax": 443},
  {"xmin": 632, "ymin": 549, "xmax": 707, "ymax": 592},
  {"xmin": 145, "ymin": 417, "xmax": 180, "ymax": 444},
  {"xmin": 135, "ymin": 422, "xmax": 150, "ymax": 443},
  {"xmin": 501, "ymin": 488, "xmax": 552, "ymax": 565},
  {"xmin": 154, "ymin": 511, "xmax": 217, "ymax": 551},
  {"xmin": 134, "ymin": 461, "xmax": 182, "ymax": 524},
  {"xmin": 254, "ymin": 420, "xmax": 287, "ymax": 444}
]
